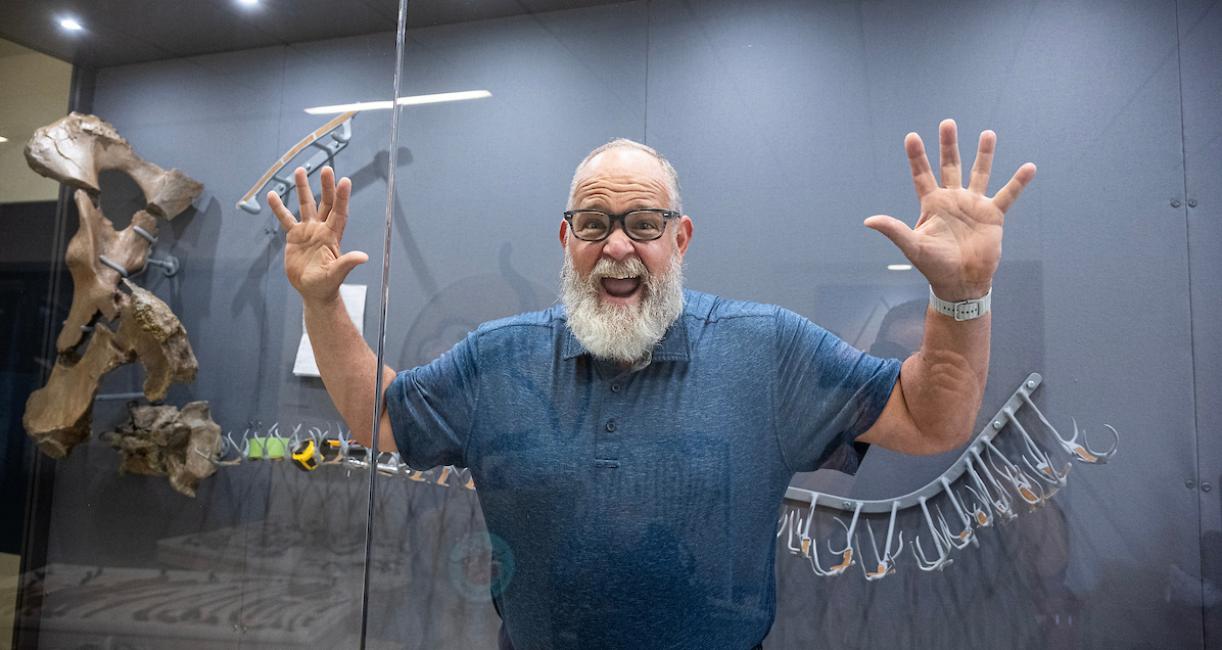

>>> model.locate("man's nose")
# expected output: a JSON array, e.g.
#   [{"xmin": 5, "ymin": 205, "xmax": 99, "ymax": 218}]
[{"xmin": 600, "ymin": 226, "xmax": 636, "ymax": 260}]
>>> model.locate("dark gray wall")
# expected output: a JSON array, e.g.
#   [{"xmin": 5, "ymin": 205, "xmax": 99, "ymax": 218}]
[{"xmin": 26, "ymin": 0, "xmax": 1219, "ymax": 648}]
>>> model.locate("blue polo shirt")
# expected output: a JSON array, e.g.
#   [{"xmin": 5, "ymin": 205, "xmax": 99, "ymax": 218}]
[{"xmin": 387, "ymin": 289, "xmax": 900, "ymax": 650}]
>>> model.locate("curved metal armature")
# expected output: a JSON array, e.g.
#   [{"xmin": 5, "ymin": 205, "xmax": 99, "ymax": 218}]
[
  {"xmin": 778, "ymin": 372, "xmax": 1117, "ymax": 581},
  {"xmin": 193, "ymin": 421, "xmax": 476, "ymax": 491}
]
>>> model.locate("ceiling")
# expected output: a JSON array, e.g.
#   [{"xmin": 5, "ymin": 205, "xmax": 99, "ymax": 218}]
[{"xmin": 0, "ymin": 0, "xmax": 631, "ymax": 68}]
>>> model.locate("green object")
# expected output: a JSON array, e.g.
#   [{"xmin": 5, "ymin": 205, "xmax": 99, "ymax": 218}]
[{"xmin": 247, "ymin": 436, "xmax": 290, "ymax": 460}]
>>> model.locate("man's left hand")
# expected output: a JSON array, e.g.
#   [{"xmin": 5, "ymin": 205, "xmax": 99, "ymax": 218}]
[{"xmin": 865, "ymin": 119, "xmax": 1036, "ymax": 302}]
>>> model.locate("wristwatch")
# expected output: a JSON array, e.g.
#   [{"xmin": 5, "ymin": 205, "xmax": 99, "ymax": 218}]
[{"xmin": 929, "ymin": 286, "xmax": 991, "ymax": 321}]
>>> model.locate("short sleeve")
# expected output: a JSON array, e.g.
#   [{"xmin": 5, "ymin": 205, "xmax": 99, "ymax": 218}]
[
  {"xmin": 774, "ymin": 308, "xmax": 901, "ymax": 472},
  {"xmin": 386, "ymin": 331, "xmax": 479, "ymax": 470}
]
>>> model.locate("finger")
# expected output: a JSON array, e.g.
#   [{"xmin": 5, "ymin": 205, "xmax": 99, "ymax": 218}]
[
  {"xmin": 967, "ymin": 130, "xmax": 996, "ymax": 194},
  {"xmin": 905, "ymin": 133, "xmax": 938, "ymax": 199},
  {"xmin": 330, "ymin": 250, "xmax": 369, "ymax": 281},
  {"xmin": 864, "ymin": 214, "xmax": 919, "ymax": 259},
  {"xmin": 318, "ymin": 166, "xmax": 335, "ymax": 221},
  {"xmin": 939, "ymin": 118, "xmax": 961, "ymax": 188},
  {"xmin": 295, "ymin": 167, "xmax": 317, "ymax": 222},
  {"xmin": 267, "ymin": 190, "xmax": 298, "ymax": 232},
  {"xmin": 992, "ymin": 163, "xmax": 1037, "ymax": 213},
  {"xmin": 327, "ymin": 177, "xmax": 353, "ymax": 240}
]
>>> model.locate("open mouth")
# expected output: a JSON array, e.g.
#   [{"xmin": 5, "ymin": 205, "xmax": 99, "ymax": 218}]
[{"xmin": 600, "ymin": 276, "xmax": 642, "ymax": 298}]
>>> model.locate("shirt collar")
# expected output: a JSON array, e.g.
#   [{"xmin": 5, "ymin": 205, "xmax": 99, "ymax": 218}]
[{"xmin": 561, "ymin": 316, "xmax": 690, "ymax": 363}]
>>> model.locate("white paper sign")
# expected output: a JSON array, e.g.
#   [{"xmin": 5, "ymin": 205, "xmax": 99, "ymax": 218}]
[{"xmin": 293, "ymin": 283, "xmax": 367, "ymax": 378}]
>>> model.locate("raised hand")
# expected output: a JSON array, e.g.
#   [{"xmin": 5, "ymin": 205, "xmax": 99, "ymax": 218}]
[
  {"xmin": 864, "ymin": 119, "xmax": 1036, "ymax": 302},
  {"xmin": 269, "ymin": 166, "xmax": 368, "ymax": 304}
]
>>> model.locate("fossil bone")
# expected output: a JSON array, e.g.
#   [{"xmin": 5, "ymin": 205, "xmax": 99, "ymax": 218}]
[
  {"xmin": 21, "ymin": 113, "xmax": 203, "ymax": 461},
  {"xmin": 22, "ymin": 325, "xmax": 131, "ymax": 459},
  {"xmin": 115, "ymin": 280, "xmax": 198, "ymax": 401},
  {"xmin": 24, "ymin": 113, "xmax": 203, "ymax": 219},
  {"xmin": 23, "ymin": 283, "xmax": 197, "ymax": 458},
  {"xmin": 57, "ymin": 190, "xmax": 158, "ymax": 352},
  {"xmin": 102, "ymin": 401, "xmax": 222, "ymax": 498}
]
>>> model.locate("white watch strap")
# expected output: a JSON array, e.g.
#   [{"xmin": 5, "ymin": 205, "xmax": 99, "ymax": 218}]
[{"xmin": 929, "ymin": 286, "xmax": 991, "ymax": 321}]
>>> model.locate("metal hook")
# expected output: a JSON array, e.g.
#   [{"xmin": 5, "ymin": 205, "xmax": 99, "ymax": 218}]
[
  {"xmin": 967, "ymin": 449, "xmax": 1016, "ymax": 521},
  {"xmin": 823, "ymin": 501, "xmax": 862, "ymax": 576},
  {"xmin": 985, "ymin": 440, "xmax": 1045, "ymax": 507},
  {"xmin": 912, "ymin": 497, "xmax": 953, "ymax": 571},
  {"xmin": 935, "ymin": 505, "xmax": 973, "ymax": 550},
  {"xmin": 1003, "ymin": 406, "xmax": 1070, "ymax": 486},
  {"xmin": 798, "ymin": 494, "xmax": 823, "ymax": 560},
  {"xmin": 796, "ymin": 494, "xmax": 854, "ymax": 577},
  {"xmin": 962, "ymin": 484, "xmax": 993, "ymax": 528},
  {"xmin": 862, "ymin": 501, "xmax": 904, "ymax": 580},
  {"xmin": 1019, "ymin": 394, "xmax": 1119, "ymax": 463},
  {"xmin": 821, "ymin": 518, "xmax": 856, "ymax": 576},
  {"xmin": 937, "ymin": 477, "xmax": 975, "ymax": 547}
]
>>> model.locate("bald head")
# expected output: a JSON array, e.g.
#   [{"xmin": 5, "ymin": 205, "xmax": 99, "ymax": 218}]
[{"xmin": 567, "ymin": 138, "xmax": 683, "ymax": 213}]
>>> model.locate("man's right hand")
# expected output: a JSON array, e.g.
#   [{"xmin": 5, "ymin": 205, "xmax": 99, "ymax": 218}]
[{"xmin": 269, "ymin": 166, "xmax": 368, "ymax": 303}]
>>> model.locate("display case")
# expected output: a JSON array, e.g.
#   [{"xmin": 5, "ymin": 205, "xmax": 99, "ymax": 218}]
[{"xmin": 0, "ymin": 0, "xmax": 1218, "ymax": 648}]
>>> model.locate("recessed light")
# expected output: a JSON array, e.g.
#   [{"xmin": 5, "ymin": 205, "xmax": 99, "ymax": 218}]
[
  {"xmin": 303, "ymin": 90, "xmax": 492, "ymax": 115},
  {"xmin": 59, "ymin": 17, "xmax": 84, "ymax": 32},
  {"xmin": 237, "ymin": 0, "xmax": 259, "ymax": 7},
  {"xmin": 887, "ymin": 264, "xmax": 913, "ymax": 271}
]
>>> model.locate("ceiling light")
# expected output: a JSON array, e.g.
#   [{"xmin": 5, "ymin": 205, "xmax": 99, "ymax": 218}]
[
  {"xmin": 303, "ymin": 90, "xmax": 492, "ymax": 115},
  {"xmin": 887, "ymin": 264, "xmax": 913, "ymax": 271},
  {"xmin": 237, "ymin": 0, "xmax": 259, "ymax": 6},
  {"xmin": 59, "ymin": 17, "xmax": 84, "ymax": 32},
  {"xmin": 0, "ymin": 136, "xmax": 8, "ymax": 144}
]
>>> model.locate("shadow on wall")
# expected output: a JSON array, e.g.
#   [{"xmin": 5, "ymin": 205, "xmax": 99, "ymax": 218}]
[{"xmin": 396, "ymin": 241, "xmax": 555, "ymax": 368}]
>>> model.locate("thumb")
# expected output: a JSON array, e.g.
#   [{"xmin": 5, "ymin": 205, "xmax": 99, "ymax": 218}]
[
  {"xmin": 330, "ymin": 250, "xmax": 369, "ymax": 280},
  {"xmin": 863, "ymin": 215, "xmax": 917, "ymax": 258}
]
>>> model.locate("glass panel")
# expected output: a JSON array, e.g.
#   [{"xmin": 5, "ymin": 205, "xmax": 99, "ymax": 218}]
[
  {"xmin": 0, "ymin": 3, "xmax": 404, "ymax": 647},
  {"xmin": 2, "ymin": 0, "xmax": 1212, "ymax": 648},
  {"xmin": 1180, "ymin": 0, "xmax": 1222, "ymax": 645},
  {"xmin": 372, "ymin": 1, "xmax": 1207, "ymax": 649},
  {"xmin": 0, "ymin": 37, "xmax": 74, "ymax": 648}
]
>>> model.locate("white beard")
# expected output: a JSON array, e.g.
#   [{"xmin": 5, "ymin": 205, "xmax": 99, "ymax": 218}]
[{"xmin": 560, "ymin": 247, "xmax": 685, "ymax": 364}]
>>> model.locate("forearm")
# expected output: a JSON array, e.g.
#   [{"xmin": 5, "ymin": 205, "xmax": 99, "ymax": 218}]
[
  {"xmin": 898, "ymin": 307, "xmax": 991, "ymax": 450},
  {"xmin": 303, "ymin": 295, "xmax": 397, "ymax": 451}
]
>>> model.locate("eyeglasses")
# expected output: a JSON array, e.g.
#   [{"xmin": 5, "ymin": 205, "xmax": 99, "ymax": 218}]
[{"xmin": 562, "ymin": 208, "xmax": 680, "ymax": 242}]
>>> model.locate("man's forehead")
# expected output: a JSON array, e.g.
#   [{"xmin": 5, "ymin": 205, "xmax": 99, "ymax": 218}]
[{"xmin": 573, "ymin": 148, "xmax": 670, "ymax": 195}]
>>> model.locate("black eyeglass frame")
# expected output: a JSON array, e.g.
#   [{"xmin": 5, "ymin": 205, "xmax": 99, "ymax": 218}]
[{"xmin": 562, "ymin": 208, "xmax": 681, "ymax": 242}]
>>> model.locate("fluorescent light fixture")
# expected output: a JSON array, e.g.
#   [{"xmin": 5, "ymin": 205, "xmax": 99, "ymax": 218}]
[
  {"xmin": 59, "ymin": 17, "xmax": 84, "ymax": 32},
  {"xmin": 0, "ymin": 136, "xmax": 8, "ymax": 144},
  {"xmin": 304, "ymin": 90, "xmax": 492, "ymax": 115},
  {"xmin": 237, "ymin": 0, "xmax": 259, "ymax": 5},
  {"xmin": 887, "ymin": 264, "xmax": 913, "ymax": 271}
]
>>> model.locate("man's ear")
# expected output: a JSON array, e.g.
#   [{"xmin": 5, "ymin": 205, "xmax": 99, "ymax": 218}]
[
  {"xmin": 675, "ymin": 215, "xmax": 694, "ymax": 255},
  {"xmin": 558, "ymin": 220, "xmax": 569, "ymax": 247}
]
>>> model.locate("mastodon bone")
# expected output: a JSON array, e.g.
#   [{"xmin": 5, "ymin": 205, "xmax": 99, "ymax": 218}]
[
  {"xmin": 24, "ymin": 112, "xmax": 203, "ymax": 219},
  {"xmin": 23, "ymin": 325, "xmax": 131, "ymax": 458},
  {"xmin": 102, "ymin": 401, "xmax": 222, "ymax": 498},
  {"xmin": 116, "ymin": 280, "xmax": 198, "ymax": 401},
  {"xmin": 58, "ymin": 190, "xmax": 158, "ymax": 353},
  {"xmin": 23, "ymin": 283, "xmax": 198, "ymax": 458}
]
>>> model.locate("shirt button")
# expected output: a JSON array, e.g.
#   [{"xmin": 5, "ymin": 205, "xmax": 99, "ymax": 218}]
[
  {"xmin": 611, "ymin": 383, "xmax": 622, "ymax": 393},
  {"xmin": 605, "ymin": 419, "xmax": 617, "ymax": 432}
]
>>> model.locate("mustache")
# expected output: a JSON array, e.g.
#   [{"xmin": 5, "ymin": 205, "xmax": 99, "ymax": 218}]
[{"xmin": 588, "ymin": 257, "xmax": 649, "ymax": 281}]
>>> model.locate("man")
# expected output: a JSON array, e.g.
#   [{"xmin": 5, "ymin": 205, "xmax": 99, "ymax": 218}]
[{"xmin": 269, "ymin": 119, "xmax": 1035, "ymax": 649}]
